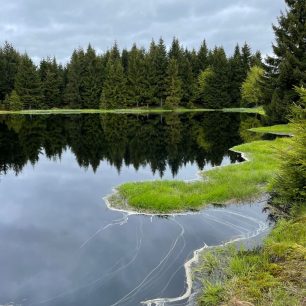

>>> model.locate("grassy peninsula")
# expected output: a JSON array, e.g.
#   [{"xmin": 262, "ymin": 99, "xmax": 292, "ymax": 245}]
[{"xmin": 108, "ymin": 124, "xmax": 294, "ymax": 213}]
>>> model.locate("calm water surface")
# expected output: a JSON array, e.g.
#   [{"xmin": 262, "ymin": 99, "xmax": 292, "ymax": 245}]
[{"xmin": 0, "ymin": 113, "xmax": 270, "ymax": 306}]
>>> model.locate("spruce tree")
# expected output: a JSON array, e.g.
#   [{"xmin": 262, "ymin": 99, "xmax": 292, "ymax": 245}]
[
  {"xmin": 147, "ymin": 38, "xmax": 168, "ymax": 106},
  {"xmin": 81, "ymin": 45, "xmax": 101, "ymax": 109},
  {"xmin": 196, "ymin": 47, "xmax": 231, "ymax": 108},
  {"xmin": 0, "ymin": 42, "xmax": 20, "ymax": 102},
  {"xmin": 121, "ymin": 48, "xmax": 129, "ymax": 74},
  {"xmin": 64, "ymin": 50, "xmax": 83, "ymax": 108},
  {"xmin": 15, "ymin": 54, "xmax": 42, "ymax": 109},
  {"xmin": 127, "ymin": 44, "xmax": 146, "ymax": 107},
  {"xmin": 6, "ymin": 90, "xmax": 23, "ymax": 110},
  {"xmin": 241, "ymin": 43, "xmax": 252, "ymax": 79},
  {"xmin": 263, "ymin": 0, "xmax": 306, "ymax": 123},
  {"xmin": 229, "ymin": 44, "xmax": 244, "ymax": 106},
  {"xmin": 197, "ymin": 40, "xmax": 209, "ymax": 73},
  {"xmin": 100, "ymin": 52, "xmax": 127, "ymax": 109},
  {"xmin": 40, "ymin": 57, "xmax": 61, "ymax": 108},
  {"xmin": 165, "ymin": 58, "xmax": 182, "ymax": 109}
]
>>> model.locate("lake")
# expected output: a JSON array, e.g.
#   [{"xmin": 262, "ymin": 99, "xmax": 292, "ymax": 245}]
[{"xmin": 0, "ymin": 112, "xmax": 271, "ymax": 306}]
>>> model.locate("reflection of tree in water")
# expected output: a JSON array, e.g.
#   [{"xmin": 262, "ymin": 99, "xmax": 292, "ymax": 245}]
[
  {"xmin": 239, "ymin": 113, "xmax": 263, "ymax": 143},
  {"xmin": 0, "ymin": 112, "xmax": 262, "ymax": 177}
]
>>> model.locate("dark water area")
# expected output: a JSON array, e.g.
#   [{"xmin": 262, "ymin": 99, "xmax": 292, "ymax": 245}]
[{"xmin": 0, "ymin": 112, "xmax": 271, "ymax": 306}]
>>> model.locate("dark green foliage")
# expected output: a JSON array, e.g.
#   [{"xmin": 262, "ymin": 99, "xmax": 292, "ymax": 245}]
[
  {"xmin": 146, "ymin": 39, "xmax": 168, "ymax": 106},
  {"xmin": 100, "ymin": 46, "xmax": 127, "ymax": 109},
  {"xmin": 197, "ymin": 40, "xmax": 209, "ymax": 74},
  {"xmin": 126, "ymin": 44, "xmax": 147, "ymax": 107},
  {"xmin": 250, "ymin": 51, "xmax": 263, "ymax": 67},
  {"xmin": 0, "ymin": 42, "xmax": 20, "ymax": 103},
  {"xmin": 5, "ymin": 90, "xmax": 23, "ymax": 110},
  {"xmin": 196, "ymin": 47, "xmax": 231, "ymax": 108},
  {"xmin": 271, "ymin": 87, "xmax": 306, "ymax": 211},
  {"xmin": 263, "ymin": 0, "xmax": 306, "ymax": 123},
  {"xmin": 121, "ymin": 48, "xmax": 129, "ymax": 74},
  {"xmin": 80, "ymin": 45, "xmax": 102, "ymax": 109},
  {"xmin": 64, "ymin": 50, "xmax": 83, "ymax": 108},
  {"xmin": 40, "ymin": 57, "xmax": 62, "ymax": 108},
  {"xmin": 15, "ymin": 54, "xmax": 42, "ymax": 109},
  {"xmin": 229, "ymin": 45, "xmax": 244, "ymax": 106},
  {"xmin": 165, "ymin": 58, "xmax": 182, "ymax": 109},
  {"xmin": 1, "ymin": 36, "xmax": 264, "ymax": 110},
  {"xmin": 241, "ymin": 43, "xmax": 252, "ymax": 80}
]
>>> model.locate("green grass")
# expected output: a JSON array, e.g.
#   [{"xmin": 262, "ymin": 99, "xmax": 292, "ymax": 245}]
[
  {"xmin": 222, "ymin": 106, "xmax": 265, "ymax": 115},
  {"xmin": 249, "ymin": 124, "xmax": 295, "ymax": 135},
  {"xmin": 196, "ymin": 211, "xmax": 306, "ymax": 305},
  {"xmin": 109, "ymin": 137, "xmax": 290, "ymax": 213},
  {"xmin": 0, "ymin": 106, "xmax": 264, "ymax": 116}
]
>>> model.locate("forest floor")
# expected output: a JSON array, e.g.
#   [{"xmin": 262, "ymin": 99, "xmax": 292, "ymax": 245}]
[
  {"xmin": 107, "ymin": 124, "xmax": 293, "ymax": 214},
  {"xmin": 0, "ymin": 106, "xmax": 264, "ymax": 115}
]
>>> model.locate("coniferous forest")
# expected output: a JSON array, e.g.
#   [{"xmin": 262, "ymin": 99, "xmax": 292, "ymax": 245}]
[{"xmin": 0, "ymin": 39, "xmax": 262, "ymax": 111}]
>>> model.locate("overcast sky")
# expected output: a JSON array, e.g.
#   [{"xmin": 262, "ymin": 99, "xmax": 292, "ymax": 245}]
[{"xmin": 0, "ymin": 0, "xmax": 287, "ymax": 63}]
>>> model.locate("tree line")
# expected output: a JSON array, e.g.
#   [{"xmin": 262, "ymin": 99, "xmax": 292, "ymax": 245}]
[{"xmin": 0, "ymin": 38, "xmax": 262, "ymax": 110}]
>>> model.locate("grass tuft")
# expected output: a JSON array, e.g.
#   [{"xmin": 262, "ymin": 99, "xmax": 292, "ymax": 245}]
[{"xmin": 196, "ymin": 214, "xmax": 306, "ymax": 305}]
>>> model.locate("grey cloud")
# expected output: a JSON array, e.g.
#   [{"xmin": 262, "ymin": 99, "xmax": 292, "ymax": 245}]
[{"xmin": 0, "ymin": 0, "xmax": 286, "ymax": 63}]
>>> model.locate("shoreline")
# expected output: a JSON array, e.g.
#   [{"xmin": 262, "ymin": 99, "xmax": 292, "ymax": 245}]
[
  {"xmin": 141, "ymin": 207, "xmax": 270, "ymax": 306},
  {"xmin": 0, "ymin": 106, "xmax": 264, "ymax": 116}
]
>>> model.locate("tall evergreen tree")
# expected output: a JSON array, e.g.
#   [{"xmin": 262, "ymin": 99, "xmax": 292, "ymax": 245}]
[
  {"xmin": 40, "ymin": 57, "xmax": 61, "ymax": 108},
  {"xmin": 5, "ymin": 90, "xmax": 23, "ymax": 110},
  {"xmin": 15, "ymin": 54, "xmax": 42, "ymax": 109},
  {"xmin": 165, "ymin": 58, "xmax": 182, "ymax": 109},
  {"xmin": 147, "ymin": 38, "xmax": 168, "ymax": 106},
  {"xmin": 229, "ymin": 44, "xmax": 244, "ymax": 106},
  {"xmin": 0, "ymin": 42, "xmax": 20, "ymax": 103},
  {"xmin": 64, "ymin": 50, "xmax": 83, "ymax": 108},
  {"xmin": 196, "ymin": 47, "xmax": 231, "ymax": 108},
  {"xmin": 80, "ymin": 45, "xmax": 102, "ymax": 109},
  {"xmin": 263, "ymin": 0, "xmax": 306, "ymax": 123},
  {"xmin": 121, "ymin": 48, "xmax": 129, "ymax": 74},
  {"xmin": 241, "ymin": 43, "xmax": 252, "ymax": 79},
  {"xmin": 197, "ymin": 40, "xmax": 209, "ymax": 73},
  {"xmin": 127, "ymin": 44, "xmax": 146, "ymax": 107},
  {"xmin": 100, "ymin": 48, "xmax": 127, "ymax": 109}
]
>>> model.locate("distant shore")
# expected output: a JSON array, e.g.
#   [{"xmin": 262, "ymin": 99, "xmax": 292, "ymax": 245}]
[{"xmin": 0, "ymin": 106, "xmax": 265, "ymax": 116}]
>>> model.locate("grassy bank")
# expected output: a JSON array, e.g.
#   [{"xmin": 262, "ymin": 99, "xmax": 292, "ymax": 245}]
[
  {"xmin": 222, "ymin": 106, "xmax": 265, "ymax": 115},
  {"xmin": 249, "ymin": 124, "xmax": 295, "ymax": 135},
  {"xmin": 109, "ymin": 129, "xmax": 291, "ymax": 213},
  {"xmin": 196, "ymin": 207, "xmax": 306, "ymax": 306},
  {"xmin": 0, "ymin": 106, "xmax": 264, "ymax": 116}
]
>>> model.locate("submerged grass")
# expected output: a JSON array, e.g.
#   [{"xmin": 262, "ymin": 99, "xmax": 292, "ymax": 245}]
[
  {"xmin": 0, "ymin": 106, "xmax": 264, "ymax": 116},
  {"xmin": 110, "ymin": 137, "xmax": 290, "ymax": 213},
  {"xmin": 196, "ymin": 209, "xmax": 306, "ymax": 305}
]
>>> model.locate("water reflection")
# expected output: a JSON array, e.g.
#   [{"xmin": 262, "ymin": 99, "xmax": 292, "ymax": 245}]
[
  {"xmin": 0, "ymin": 112, "xmax": 262, "ymax": 177},
  {"xmin": 0, "ymin": 112, "xmax": 269, "ymax": 306}
]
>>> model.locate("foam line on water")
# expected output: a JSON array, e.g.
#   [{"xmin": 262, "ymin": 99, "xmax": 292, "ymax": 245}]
[{"xmin": 141, "ymin": 210, "xmax": 269, "ymax": 306}]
